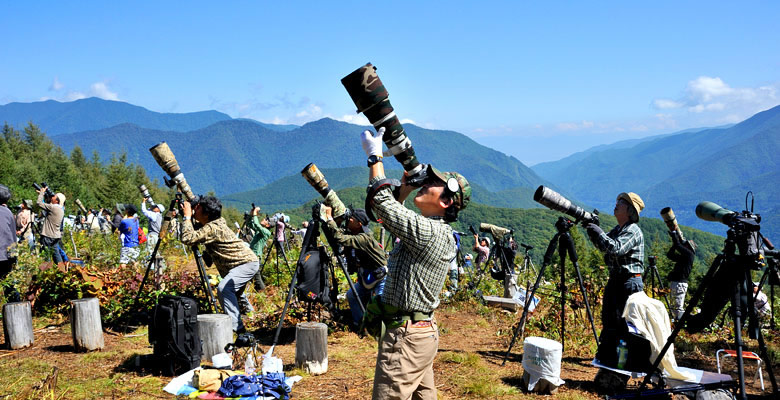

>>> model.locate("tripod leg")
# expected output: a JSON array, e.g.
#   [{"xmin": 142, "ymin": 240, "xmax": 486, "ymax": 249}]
[
  {"xmin": 641, "ymin": 254, "xmax": 726, "ymax": 390},
  {"xmin": 125, "ymin": 234, "xmax": 166, "ymax": 332},
  {"xmin": 271, "ymin": 259, "xmax": 300, "ymax": 351},
  {"xmin": 732, "ymin": 275, "xmax": 748, "ymax": 400},
  {"xmin": 502, "ymin": 259, "xmax": 549, "ymax": 366},
  {"xmin": 653, "ymin": 266, "xmax": 674, "ymax": 317},
  {"xmin": 192, "ymin": 247, "xmax": 219, "ymax": 314},
  {"xmin": 559, "ymin": 242, "xmax": 567, "ymax": 352},
  {"xmin": 572, "ymin": 261, "xmax": 600, "ymax": 346}
]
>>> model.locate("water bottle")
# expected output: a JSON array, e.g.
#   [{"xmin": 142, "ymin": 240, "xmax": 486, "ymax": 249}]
[
  {"xmin": 244, "ymin": 353, "xmax": 256, "ymax": 375},
  {"xmin": 616, "ymin": 339, "xmax": 628, "ymax": 370}
]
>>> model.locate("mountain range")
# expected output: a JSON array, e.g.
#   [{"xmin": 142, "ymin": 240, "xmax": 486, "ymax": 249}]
[
  {"xmin": 4, "ymin": 97, "xmax": 777, "ymax": 241},
  {"xmin": 532, "ymin": 105, "xmax": 780, "ymax": 240},
  {"xmin": 9, "ymin": 99, "xmax": 556, "ymax": 204}
]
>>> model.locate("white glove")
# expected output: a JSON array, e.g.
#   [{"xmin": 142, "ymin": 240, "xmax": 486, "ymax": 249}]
[{"xmin": 361, "ymin": 127, "xmax": 385, "ymax": 157}]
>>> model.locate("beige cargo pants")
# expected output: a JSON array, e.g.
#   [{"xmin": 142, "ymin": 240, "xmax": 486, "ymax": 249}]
[{"xmin": 372, "ymin": 319, "xmax": 439, "ymax": 400}]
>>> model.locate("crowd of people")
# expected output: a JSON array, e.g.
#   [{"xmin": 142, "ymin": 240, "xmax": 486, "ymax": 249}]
[{"xmin": 0, "ymin": 124, "xmax": 776, "ymax": 399}]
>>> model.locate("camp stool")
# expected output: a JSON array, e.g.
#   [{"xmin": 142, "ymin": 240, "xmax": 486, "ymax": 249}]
[{"xmin": 715, "ymin": 349, "xmax": 764, "ymax": 391}]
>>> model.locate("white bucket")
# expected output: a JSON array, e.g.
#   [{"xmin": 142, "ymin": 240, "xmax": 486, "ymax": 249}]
[{"xmin": 522, "ymin": 336, "xmax": 565, "ymax": 392}]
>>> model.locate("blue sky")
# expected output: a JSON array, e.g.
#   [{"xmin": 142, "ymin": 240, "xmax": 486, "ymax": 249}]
[{"xmin": 1, "ymin": 1, "xmax": 778, "ymax": 164}]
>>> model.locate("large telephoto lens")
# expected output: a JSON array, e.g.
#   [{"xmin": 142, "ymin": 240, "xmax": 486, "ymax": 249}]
[
  {"xmin": 534, "ymin": 185, "xmax": 598, "ymax": 224},
  {"xmin": 149, "ymin": 142, "xmax": 196, "ymax": 202},
  {"xmin": 75, "ymin": 199, "xmax": 88, "ymax": 214},
  {"xmin": 301, "ymin": 163, "xmax": 331, "ymax": 197},
  {"xmin": 342, "ymin": 63, "xmax": 424, "ymax": 177},
  {"xmin": 660, "ymin": 207, "xmax": 686, "ymax": 241},
  {"xmin": 479, "ymin": 223, "xmax": 512, "ymax": 240}
]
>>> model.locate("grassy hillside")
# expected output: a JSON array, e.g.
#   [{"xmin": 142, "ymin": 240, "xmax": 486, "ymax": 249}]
[{"xmin": 52, "ymin": 117, "xmax": 558, "ymax": 196}]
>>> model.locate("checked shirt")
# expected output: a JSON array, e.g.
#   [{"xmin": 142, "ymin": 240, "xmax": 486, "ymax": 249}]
[
  {"xmin": 593, "ymin": 222, "xmax": 645, "ymax": 275},
  {"xmin": 369, "ymin": 175, "xmax": 456, "ymax": 314}
]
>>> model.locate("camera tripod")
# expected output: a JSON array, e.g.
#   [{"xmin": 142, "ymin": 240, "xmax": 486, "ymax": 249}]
[
  {"xmin": 258, "ymin": 226, "xmax": 293, "ymax": 285},
  {"xmin": 269, "ymin": 205, "xmax": 365, "ymax": 355},
  {"xmin": 642, "ymin": 256, "xmax": 673, "ymax": 319},
  {"xmin": 130, "ymin": 195, "xmax": 219, "ymax": 327},
  {"xmin": 502, "ymin": 217, "xmax": 599, "ymax": 365},
  {"xmin": 637, "ymin": 227, "xmax": 778, "ymax": 399},
  {"xmin": 466, "ymin": 228, "xmax": 517, "ymax": 297},
  {"xmin": 754, "ymin": 254, "xmax": 779, "ymax": 330}
]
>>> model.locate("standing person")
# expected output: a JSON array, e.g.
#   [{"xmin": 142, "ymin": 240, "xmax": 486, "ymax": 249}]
[
  {"xmin": 473, "ymin": 235, "xmax": 490, "ymax": 269},
  {"xmin": 0, "ymin": 185, "xmax": 17, "ymax": 279},
  {"xmin": 666, "ymin": 232, "xmax": 696, "ymax": 320},
  {"xmin": 36, "ymin": 188, "xmax": 66, "ymax": 263},
  {"xmin": 585, "ymin": 192, "xmax": 645, "ymax": 381},
  {"xmin": 321, "ymin": 204, "xmax": 387, "ymax": 330},
  {"xmin": 274, "ymin": 214, "xmax": 287, "ymax": 256},
  {"xmin": 118, "ymin": 204, "xmax": 140, "ymax": 268},
  {"xmin": 248, "ymin": 206, "xmax": 271, "ymax": 291},
  {"xmin": 180, "ymin": 196, "xmax": 259, "ymax": 333},
  {"xmin": 141, "ymin": 199, "xmax": 165, "ymax": 253},
  {"xmin": 361, "ymin": 128, "xmax": 471, "ymax": 400},
  {"xmin": 15, "ymin": 199, "xmax": 35, "ymax": 249}
]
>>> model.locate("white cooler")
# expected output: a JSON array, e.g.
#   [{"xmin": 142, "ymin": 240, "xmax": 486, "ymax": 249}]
[{"xmin": 522, "ymin": 336, "xmax": 565, "ymax": 393}]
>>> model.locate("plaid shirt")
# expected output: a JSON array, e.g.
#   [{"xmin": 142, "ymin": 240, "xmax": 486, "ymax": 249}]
[
  {"xmin": 370, "ymin": 175, "xmax": 455, "ymax": 313},
  {"xmin": 594, "ymin": 222, "xmax": 644, "ymax": 275},
  {"xmin": 181, "ymin": 217, "xmax": 258, "ymax": 277}
]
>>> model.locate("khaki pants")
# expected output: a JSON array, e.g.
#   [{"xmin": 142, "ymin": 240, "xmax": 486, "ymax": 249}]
[{"xmin": 372, "ymin": 319, "xmax": 438, "ymax": 400}]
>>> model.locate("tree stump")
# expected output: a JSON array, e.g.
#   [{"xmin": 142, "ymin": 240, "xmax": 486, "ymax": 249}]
[
  {"xmin": 3, "ymin": 301, "xmax": 34, "ymax": 349},
  {"xmin": 295, "ymin": 322, "xmax": 328, "ymax": 375},
  {"xmin": 197, "ymin": 314, "xmax": 232, "ymax": 361},
  {"xmin": 70, "ymin": 298, "xmax": 104, "ymax": 351}
]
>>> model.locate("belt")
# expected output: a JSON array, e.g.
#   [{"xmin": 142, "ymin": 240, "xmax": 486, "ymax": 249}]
[
  {"xmin": 408, "ymin": 320, "xmax": 433, "ymax": 328},
  {"xmin": 397, "ymin": 310, "xmax": 434, "ymax": 323}
]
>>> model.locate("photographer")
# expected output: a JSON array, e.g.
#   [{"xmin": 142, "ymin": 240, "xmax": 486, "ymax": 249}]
[
  {"xmin": 15, "ymin": 200, "xmax": 35, "ymax": 249},
  {"xmin": 473, "ymin": 235, "xmax": 490, "ymax": 268},
  {"xmin": 247, "ymin": 206, "xmax": 271, "ymax": 291},
  {"xmin": 141, "ymin": 199, "xmax": 165, "ymax": 254},
  {"xmin": 0, "ymin": 185, "xmax": 17, "ymax": 279},
  {"xmin": 666, "ymin": 232, "xmax": 696, "ymax": 320},
  {"xmin": 36, "ymin": 187, "xmax": 66, "ymax": 264},
  {"xmin": 361, "ymin": 129, "xmax": 470, "ymax": 400},
  {"xmin": 274, "ymin": 214, "xmax": 287, "ymax": 256},
  {"xmin": 321, "ymin": 204, "xmax": 387, "ymax": 330},
  {"xmin": 118, "ymin": 204, "xmax": 140, "ymax": 268},
  {"xmin": 585, "ymin": 192, "xmax": 645, "ymax": 379},
  {"xmin": 180, "ymin": 196, "xmax": 258, "ymax": 333}
]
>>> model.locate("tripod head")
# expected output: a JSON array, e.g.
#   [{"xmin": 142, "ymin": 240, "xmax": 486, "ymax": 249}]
[{"xmin": 555, "ymin": 217, "xmax": 575, "ymax": 234}]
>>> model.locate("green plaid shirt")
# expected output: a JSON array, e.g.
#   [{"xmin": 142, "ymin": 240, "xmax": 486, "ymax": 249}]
[
  {"xmin": 369, "ymin": 175, "xmax": 455, "ymax": 313},
  {"xmin": 594, "ymin": 222, "xmax": 645, "ymax": 275}
]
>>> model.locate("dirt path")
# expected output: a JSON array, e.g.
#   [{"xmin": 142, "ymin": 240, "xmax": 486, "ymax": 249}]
[{"xmin": 0, "ymin": 300, "xmax": 773, "ymax": 399}]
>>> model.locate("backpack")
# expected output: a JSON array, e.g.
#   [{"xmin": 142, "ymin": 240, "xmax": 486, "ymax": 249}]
[
  {"xmin": 138, "ymin": 226, "xmax": 147, "ymax": 244},
  {"xmin": 296, "ymin": 247, "xmax": 331, "ymax": 305},
  {"xmin": 149, "ymin": 295, "xmax": 202, "ymax": 375}
]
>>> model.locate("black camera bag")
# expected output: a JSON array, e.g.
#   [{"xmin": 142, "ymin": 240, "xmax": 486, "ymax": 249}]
[
  {"xmin": 149, "ymin": 295, "xmax": 202, "ymax": 375},
  {"xmin": 296, "ymin": 247, "xmax": 331, "ymax": 305}
]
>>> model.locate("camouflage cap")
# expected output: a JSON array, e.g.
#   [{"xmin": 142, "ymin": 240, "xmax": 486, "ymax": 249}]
[{"xmin": 429, "ymin": 165, "xmax": 471, "ymax": 210}]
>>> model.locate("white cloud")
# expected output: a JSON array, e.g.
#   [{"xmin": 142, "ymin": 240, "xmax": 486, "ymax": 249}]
[
  {"xmin": 653, "ymin": 99, "xmax": 683, "ymax": 109},
  {"xmin": 48, "ymin": 80, "xmax": 121, "ymax": 102},
  {"xmin": 399, "ymin": 118, "xmax": 416, "ymax": 125},
  {"xmin": 88, "ymin": 82, "xmax": 119, "ymax": 100},
  {"xmin": 652, "ymin": 76, "xmax": 779, "ymax": 122},
  {"xmin": 555, "ymin": 120, "xmax": 595, "ymax": 131},
  {"xmin": 49, "ymin": 77, "xmax": 64, "ymax": 91},
  {"xmin": 336, "ymin": 113, "xmax": 370, "ymax": 125}
]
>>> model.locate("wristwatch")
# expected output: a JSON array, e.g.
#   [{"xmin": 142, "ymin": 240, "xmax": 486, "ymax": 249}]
[{"xmin": 367, "ymin": 155, "xmax": 383, "ymax": 166}]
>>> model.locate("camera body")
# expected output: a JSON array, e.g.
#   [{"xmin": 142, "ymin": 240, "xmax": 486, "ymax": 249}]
[{"xmin": 33, "ymin": 182, "xmax": 55, "ymax": 203}]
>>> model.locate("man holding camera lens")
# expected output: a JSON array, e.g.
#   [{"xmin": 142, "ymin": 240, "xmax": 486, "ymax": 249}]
[
  {"xmin": 666, "ymin": 232, "xmax": 696, "ymax": 320},
  {"xmin": 585, "ymin": 193, "xmax": 645, "ymax": 377},
  {"xmin": 247, "ymin": 206, "xmax": 271, "ymax": 291},
  {"xmin": 361, "ymin": 128, "xmax": 470, "ymax": 400},
  {"xmin": 36, "ymin": 187, "xmax": 66, "ymax": 264},
  {"xmin": 321, "ymin": 204, "xmax": 387, "ymax": 330},
  {"xmin": 141, "ymin": 199, "xmax": 164, "ymax": 254},
  {"xmin": 180, "ymin": 196, "xmax": 259, "ymax": 333}
]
